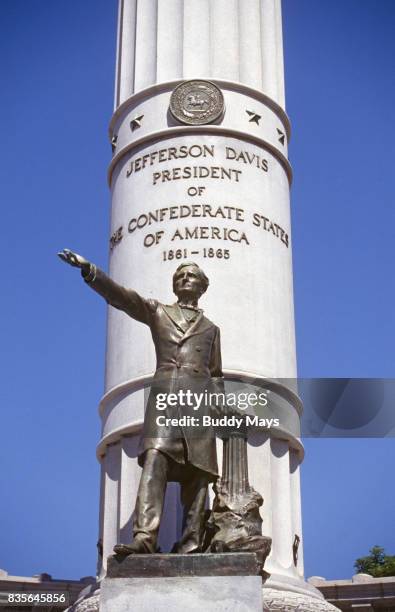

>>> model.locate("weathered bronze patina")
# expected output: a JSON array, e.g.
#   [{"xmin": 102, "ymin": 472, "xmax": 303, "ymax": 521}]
[
  {"xmin": 59, "ymin": 249, "xmax": 271, "ymax": 571},
  {"xmin": 206, "ymin": 423, "xmax": 272, "ymax": 573},
  {"xmin": 58, "ymin": 249, "xmax": 223, "ymax": 556}
]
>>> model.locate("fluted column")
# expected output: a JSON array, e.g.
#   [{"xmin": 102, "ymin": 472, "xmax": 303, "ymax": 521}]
[
  {"xmin": 210, "ymin": 0, "xmax": 240, "ymax": 82},
  {"xmin": 96, "ymin": 463, "xmax": 106, "ymax": 578},
  {"xmin": 290, "ymin": 448, "xmax": 304, "ymax": 577},
  {"xmin": 239, "ymin": 0, "xmax": 265, "ymax": 90},
  {"xmin": 101, "ymin": 443, "xmax": 121, "ymax": 570},
  {"xmin": 114, "ymin": 0, "xmax": 286, "ymax": 107},
  {"xmin": 156, "ymin": 0, "xmax": 184, "ymax": 83},
  {"xmin": 114, "ymin": 0, "xmax": 137, "ymax": 108},
  {"xmin": 183, "ymin": 0, "xmax": 211, "ymax": 77},
  {"xmin": 269, "ymin": 438, "xmax": 293, "ymax": 572},
  {"xmin": 260, "ymin": 0, "xmax": 285, "ymax": 107},
  {"xmin": 118, "ymin": 436, "xmax": 140, "ymax": 546}
]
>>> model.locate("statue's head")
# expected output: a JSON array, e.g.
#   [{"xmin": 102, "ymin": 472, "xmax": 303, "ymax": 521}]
[{"xmin": 173, "ymin": 262, "xmax": 209, "ymax": 300}]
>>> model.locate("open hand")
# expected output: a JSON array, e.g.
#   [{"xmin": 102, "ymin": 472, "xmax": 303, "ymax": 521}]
[
  {"xmin": 57, "ymin": 249, "xmax": 91, "ymax": 277},
  {"xmin": 57, "ymin": 248, "xmax": 89, "ymax": 269}
]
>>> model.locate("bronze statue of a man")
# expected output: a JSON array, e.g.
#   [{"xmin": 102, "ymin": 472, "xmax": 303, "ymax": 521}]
[{"xmin": 59, "ymin": 249, "xmax": 224, "ymax": 556}]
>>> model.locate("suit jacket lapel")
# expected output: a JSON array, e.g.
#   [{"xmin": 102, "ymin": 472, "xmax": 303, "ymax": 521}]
[
  {"xmin": 181, "ymin": 311, "xmax": 213, "ymax": 343},
  {"xmin": 162, "ymin": 304, "xmax": 215, "ymax": 341},
  {"xmin": 162, "ymin": 304, "xmax": 189, "ymax": 334}
]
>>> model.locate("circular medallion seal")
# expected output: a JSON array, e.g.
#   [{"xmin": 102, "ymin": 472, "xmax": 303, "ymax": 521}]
[{"xmin": 170, "ymin": 80, "xmax": 225, "ymax": 125}]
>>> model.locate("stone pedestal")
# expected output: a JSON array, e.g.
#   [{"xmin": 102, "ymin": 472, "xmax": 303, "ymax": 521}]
[{"xmin": 100, "ymin": 553, "xmax": 263, "ymax": 612}]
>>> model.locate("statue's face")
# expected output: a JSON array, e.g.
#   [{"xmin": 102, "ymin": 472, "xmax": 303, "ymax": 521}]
[{"xmin": 173, "ymin": 265, "xmax": 203, "ymax": 299}]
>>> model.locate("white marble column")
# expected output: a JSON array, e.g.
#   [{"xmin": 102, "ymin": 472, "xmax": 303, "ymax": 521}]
[
  {"xmin": 118, "ymin": 436, "xmax": 141, "ymax": 546},
  {"xmin": 260, "ymin": 0, "xmax": 285, "ymax": 107},
  {"xmin": 114, "ymin": 0, "xmax": 137, "ymax": 108},
  {"xmin": 269, "ymin": 439, "xmax": 293, "ymax": 573},
  {"xmin": 94, "ymin": 3, "xmax": 339, "ymax": 610},
  {"xmin": 101, "ymin": 443, "xmax": 121, "ymax": 570},
  {"xmin": 114, "ymin": 0, "xmax": 286, "ymax": 106},
  {"xmin": 290, "ymin": 447, "xmax": 304, "ymax": 578}
]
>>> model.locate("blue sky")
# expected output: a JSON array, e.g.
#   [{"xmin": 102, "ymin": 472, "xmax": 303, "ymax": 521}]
[{"xmin": 0, "ymin": 0, "xmax": 394, "ymax": 582}]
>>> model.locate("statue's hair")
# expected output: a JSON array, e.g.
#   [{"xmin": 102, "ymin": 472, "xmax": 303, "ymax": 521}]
[{"xmin": 172, "ymin": 262, "xmax": 209, "ymax": 295}]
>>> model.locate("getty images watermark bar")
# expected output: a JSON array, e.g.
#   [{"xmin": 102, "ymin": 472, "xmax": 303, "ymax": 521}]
[{"xmin": 142, "ymin": 378, "xmax": 395, "ymax": 438}]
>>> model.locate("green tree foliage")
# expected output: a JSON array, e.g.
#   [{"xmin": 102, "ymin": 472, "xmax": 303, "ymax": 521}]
[{"xmin": 354, "ymin": 546, "xmax": 395, "ymax": 577}]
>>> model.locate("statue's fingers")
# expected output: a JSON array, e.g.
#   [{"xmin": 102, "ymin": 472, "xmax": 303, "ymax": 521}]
[{"xmin": 57, "ymin": 251, "xmax": 67, "ymax": 261}]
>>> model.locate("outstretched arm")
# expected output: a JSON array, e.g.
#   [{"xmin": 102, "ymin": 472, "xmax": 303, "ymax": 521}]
[{"xmin": 58, "ymin": 249, "xmax": 157, "ymax": 324}]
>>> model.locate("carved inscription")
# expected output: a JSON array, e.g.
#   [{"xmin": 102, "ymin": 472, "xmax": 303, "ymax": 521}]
[
  {"xmin": 163, "ymin": 248, "xmax": 230, "ymax": 261},
  {"xmin": 153, "ymin": 166, "xmax": 242, "ymax": 185},
  {"xmin": 252, "ymin": 213, "xmax": 289, "ymax": 247},
  {"xmin": 125, "ymin": 144, "xmax": 268, "ymax": 184},
  {"xmin": 171, "ymin": 226, "xmax": 249, "ymax": 244},
  {"xmin": 110, "ymin": 204, "xmax": 288, "ymax": 251},
  {"xmin": 111, "ymin": 141, "xmax": 289, "ymax": 257}
]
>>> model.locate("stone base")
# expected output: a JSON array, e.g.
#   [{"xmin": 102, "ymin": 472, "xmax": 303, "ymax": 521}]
[
  {"xmin": 262, "ymin": 587, "xmax": 340, "ymax": 611},
  {"xmin": 66, "ymin": 593, "xmax": 100, "ymax": 612},
  {"xmin": 101, "ymin": 576, "xmax": 262, "ymax": 611},
  {"xmin": 67, "ymin": 555, "xmax": 341, "ymax": 612},
  {"xmin": 261, "ymin": 573, "xmax": 341, "ymax": 611},
  {"xmin": 100, "ymin": 553, "xmax": 263, "ymax": 611},
  {"xmin": 65, "ymin": 582, "xmax": 100, "ymax": 612},
  {"xmin": 68, "ymin": 580, "xmax": 341, "ymax": 612}
]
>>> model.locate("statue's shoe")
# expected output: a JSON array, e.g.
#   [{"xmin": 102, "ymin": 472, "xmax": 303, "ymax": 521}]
[
  {"xmin": 113, "ymin": 541, "xmax": 150, "ymax": 555},
  {"xmin": 171, "ymin": 544, "xmax": 201, "ymax": 554}
]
